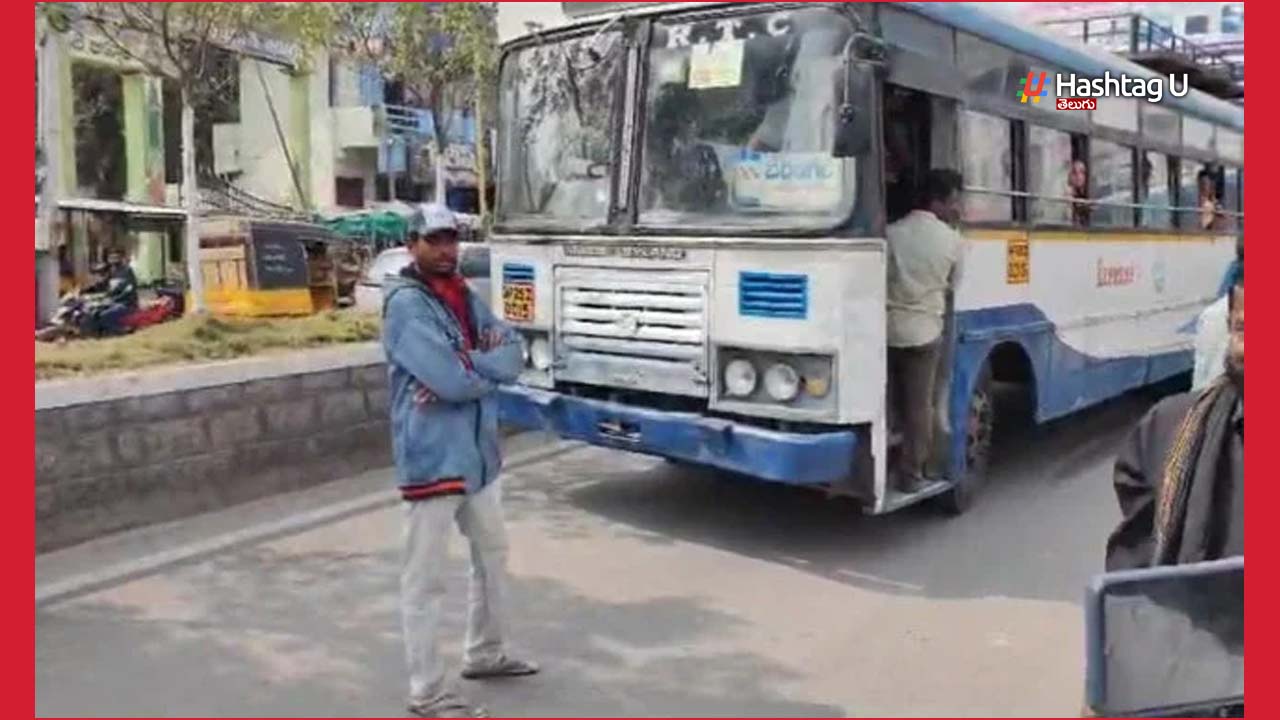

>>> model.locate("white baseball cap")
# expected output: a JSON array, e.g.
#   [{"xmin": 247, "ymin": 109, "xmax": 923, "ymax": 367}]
[{"xmin": 412, "ymin": 203, "xmax": 458, "ymax": 237}]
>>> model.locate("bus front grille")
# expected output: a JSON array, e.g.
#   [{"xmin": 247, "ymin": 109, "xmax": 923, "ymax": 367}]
[{"xmin": 554, "ymin": 267, "xmax": 709, "ymax": 397}]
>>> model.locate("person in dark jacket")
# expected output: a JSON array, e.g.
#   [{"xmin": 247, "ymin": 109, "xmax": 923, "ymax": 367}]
[
  {"xmin": 83, "ymin": 247, "xmax": 138, "ymax": 336},
  {"xmin": 1107, "ymin": 268, "xmax": 1243, "ymax": 570},
  {"xmin": 382, "ymin": 204, "xmax": 536, "ymax": 719}
]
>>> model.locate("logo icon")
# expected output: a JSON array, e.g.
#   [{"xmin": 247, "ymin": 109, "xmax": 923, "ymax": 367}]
[
  {"xmin": 1019, "ymin": 71, "xmax": 1049, "ymax": 104},
  {"xmin": 615, "ymin": 311, "xmax": 641, "ymax": 338}
]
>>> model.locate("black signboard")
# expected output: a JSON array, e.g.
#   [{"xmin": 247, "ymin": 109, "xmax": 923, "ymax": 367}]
[{"xmin": 251, "ymin": 225, "xmax": 309, "ymax": 290}]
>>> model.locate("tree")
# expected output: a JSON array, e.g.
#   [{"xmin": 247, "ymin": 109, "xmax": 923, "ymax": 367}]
[
  {"xmin": 37, "ymin": 2, "xmax": 331, "ymax": 313},
  {"xmin": 332, "ymin": 3, "xmax": 497, "ymax": 213}
]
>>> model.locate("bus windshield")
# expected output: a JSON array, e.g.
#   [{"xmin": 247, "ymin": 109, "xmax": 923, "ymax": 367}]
[
  {"xmin": 497, "ymin": 31, "xmax": 624, "ymax": 229},
  {"xmin": 639, "ymin": 7, "xmax": 863, "ymax": 230}
]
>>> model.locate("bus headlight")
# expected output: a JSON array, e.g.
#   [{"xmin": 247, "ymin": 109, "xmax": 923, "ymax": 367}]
[
  {"xmin": 528, "ymin": 336, "xmax": 553, "ymax": 371},
  {"xmin": 764, "ymin": 363, "xmax": 801, "ymax": 402},
  {"xmin": 723, "ymin": 359, "xmax": 758, "ymax": 397},
  {"xmin": 803, "ymin": 373, "xmax": 831, "ymax": 399}
]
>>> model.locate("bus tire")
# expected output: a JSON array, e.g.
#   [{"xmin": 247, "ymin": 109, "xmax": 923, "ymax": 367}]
[{"xmin": 936, "ymin": 362, "xmax": 995, "ymax": 515}]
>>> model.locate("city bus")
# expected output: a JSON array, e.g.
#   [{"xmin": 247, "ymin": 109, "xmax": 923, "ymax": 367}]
[{"xmin": 488, "ymin": 2, "xmax": 1244, "ymax": 514}]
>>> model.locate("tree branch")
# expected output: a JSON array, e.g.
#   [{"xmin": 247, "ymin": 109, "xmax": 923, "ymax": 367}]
[
  {"xmin": 157, "ymin": 2, "xmax": 191, "ymax": 81},
  {"xmin": 83, "ymin": 10, "xmax": 170, "ymax": 79}
]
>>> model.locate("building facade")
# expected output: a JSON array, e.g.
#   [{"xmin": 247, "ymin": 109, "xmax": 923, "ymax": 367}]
[{"xmin": 35, "ymin": 15, "xmax": 485, "ymax": 325}]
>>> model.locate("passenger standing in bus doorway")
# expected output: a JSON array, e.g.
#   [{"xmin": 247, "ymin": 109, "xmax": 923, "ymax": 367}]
[
  {"xmin": 886, "ymin": 170, "xmax": 968, "ymax": 494},
  {"xmin": 382, "ymin": 204, "xmax": 538, "ymax": 718}
]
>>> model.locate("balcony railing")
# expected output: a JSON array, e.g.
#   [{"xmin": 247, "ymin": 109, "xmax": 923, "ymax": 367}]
[{"xmin": 1040, "ymin": 13, "xmax": 1243, "ymax": 93}]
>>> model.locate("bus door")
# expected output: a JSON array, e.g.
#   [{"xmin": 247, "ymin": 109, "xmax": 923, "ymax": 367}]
[{"xmin": 881, "ymin": 84, "xmax": 963, "ymax": 485}]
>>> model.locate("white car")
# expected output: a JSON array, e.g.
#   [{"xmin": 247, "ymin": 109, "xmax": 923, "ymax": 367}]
[{"xmin": 354, "ymin": 244, "xmax": 492, "ymax": 315}]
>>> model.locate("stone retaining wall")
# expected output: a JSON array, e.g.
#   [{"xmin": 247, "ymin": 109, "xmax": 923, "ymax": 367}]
[{"xmin": 35, "ymin": 344, "xmax": 392, "ymax": 553}]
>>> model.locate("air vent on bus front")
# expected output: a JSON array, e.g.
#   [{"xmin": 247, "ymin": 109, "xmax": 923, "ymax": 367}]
[
  {"xmin": 502, "ymin": 263, "xmax": 535, "ymax": 284},
  {"xmin": 738, "ymin": 271, "xmax": 809, "ymax": 320}
]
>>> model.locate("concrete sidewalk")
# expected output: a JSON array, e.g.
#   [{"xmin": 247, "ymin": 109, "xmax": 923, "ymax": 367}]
[
  {"xmin": 36, "ymin": 395, "xmax": 1147, "ymax": 717},
  {"xmin": 37, "ymin": 431, "xmax": 570, "ymax": 607}
]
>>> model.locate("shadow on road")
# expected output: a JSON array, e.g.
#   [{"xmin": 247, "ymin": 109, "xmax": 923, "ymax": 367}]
[
  {"xmin": 37, "ymin": 540, "xmax": 843, "ymax": 718},
  {"xmin": 505, "ymin": 390, "xmax": 1166, "ymax": 606}
]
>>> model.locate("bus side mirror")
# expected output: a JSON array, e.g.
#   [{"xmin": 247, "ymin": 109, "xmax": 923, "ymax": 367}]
[{"xmin": 833, "ymin": 61, "xmax": 874, "ymax": 158}]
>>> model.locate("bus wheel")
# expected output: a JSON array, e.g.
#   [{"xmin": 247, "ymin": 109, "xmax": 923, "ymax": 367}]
[{"xmin": 937, "ymin": 364, "xmax": 994, "ymax": 515}]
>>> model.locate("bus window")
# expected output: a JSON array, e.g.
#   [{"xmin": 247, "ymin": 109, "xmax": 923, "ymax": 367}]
[
  {"xmin": 959, "ymin": 110, "xmax": 1013, "ymax": 223},
  {"xmin": 1222, "ymin": 166, "xmax": 1240, "ymax": 231},
  {"xmin": 1238, "ymin": 169, "xmax": 1244, "ymax": 231},
  {"xmin": 637, "ymin": 7, "xmax": 866, "ymax": 231},
  {"xmin": 1139, "ymin": 152, "xmax": 1173, "ymax": 230},
  {"xmin": 1027, "ymin": 125, "xmax": 1073, "ymax": 226},
  {"xmin": 1141, "ymin": 104, "xmax": 1181, "ymax": 147},
  {"xmin": 883, "ymin": 86, "xmax": 933, "ymax": 224},
  {"xmin": 1217, "ymin": 130, "xmax": 1243, "ymax": 165},
  {"xmin": 1093, "ymin": 97, "xmax": 1139, "ymax": 134},
  {"xmin": 1089, "ymin": 140, "xmax": 1135, "ymax": 228},
  {"xmin": 496, "ymin": 31, "xmax": 624, "ymax": 226},
  {"xmin": 1178, "ymin": 161, "xmax": 1224, "ymax": 231}
]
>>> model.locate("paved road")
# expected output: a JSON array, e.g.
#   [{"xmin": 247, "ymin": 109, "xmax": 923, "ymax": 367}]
[{"xmin": 35, "ymin": 392, "xmax": 1160, "ymax": 718}]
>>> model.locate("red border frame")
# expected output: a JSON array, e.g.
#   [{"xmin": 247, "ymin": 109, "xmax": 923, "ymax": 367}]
[{"xmin": 20, "ymin": 3, "xmax": 37, "ymax": 717}]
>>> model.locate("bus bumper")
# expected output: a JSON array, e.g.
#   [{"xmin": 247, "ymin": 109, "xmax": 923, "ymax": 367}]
[{"xmin": 498, "ymin": 387, "xmax": 857, "ymax": 486}]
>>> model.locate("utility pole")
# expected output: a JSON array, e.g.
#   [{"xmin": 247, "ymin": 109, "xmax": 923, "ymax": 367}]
[{"xmin": 36, "ymin": 23, "xmax": 64, "ymax": 326}]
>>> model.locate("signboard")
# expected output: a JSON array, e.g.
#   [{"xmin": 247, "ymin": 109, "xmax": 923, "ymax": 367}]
[
  {"xmin": 688, "ymin": 40, "xmax": 744, "ymax": 89},
  {"xmin": 66, "ymin": 26, "xmax": 148, "ymax": 70},
  {"xmin": 63, "ymin": 11, "xmax": 296, "ymax": 68},
  {"xmin": 503, "ymin": 283, "xmax": 535, "ymax": 323},
  {"xmin": 251, "ymin": 226, "xmax": 309, "ymax": 290},
  {"xmin": 564, "ymin": 245, "xmax": 687, "ymax": 261},
  {"xmin": 730, "ymin": 152, "xmax": 842, "ymax": 212},
  {"xmin": 502, "ymin": 266, "xmax": 535, "ymax": 323},
  {"xmin": 1006, "ymin": 237, "xmax": 1029, "ymax": 285}
]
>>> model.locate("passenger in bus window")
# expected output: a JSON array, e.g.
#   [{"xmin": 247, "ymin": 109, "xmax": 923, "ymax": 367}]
[
  {"xmin": 1199, "ymin": 168, "xmax": 1226, "ymax": 231},
  {"xmin": 1068, "ymin": 159, "xmax": 1091, "ymax": 227},
  {"xmin": 885, "ymin": 169, "xmax": 967, "ymax": 494}
]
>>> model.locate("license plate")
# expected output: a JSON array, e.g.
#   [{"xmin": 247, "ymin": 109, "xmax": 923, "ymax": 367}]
[
  {"xmin": 502, "ymin": 282, "xmax": 534, "ymax": 323},
  {"xmin": 598, "ymin": 419, "xmax": 641, "ymax": 444}
]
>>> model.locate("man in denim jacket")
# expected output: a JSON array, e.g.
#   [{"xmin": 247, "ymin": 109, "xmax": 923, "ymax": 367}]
[{"xmin": 382, "ymin": 204, "xmax": 536, "ymax": 718}]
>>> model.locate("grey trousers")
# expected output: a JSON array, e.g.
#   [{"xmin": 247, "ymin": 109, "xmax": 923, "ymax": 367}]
[
  {"xmin": 889, "ymin": 340, "xmax": 944, "ymax": 479},
  {"xmin": 401, "ymin": 481, "xmax": 510, "ymax": 704}
]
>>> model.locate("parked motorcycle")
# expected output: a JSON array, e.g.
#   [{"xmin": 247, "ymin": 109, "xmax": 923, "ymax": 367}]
[
  {"xmin": 35, "ymin": 291, "xmax": 106, "ymax": 342},
  {"xmin": 120, "ymin": 282, "xmax": 185, "ymax": 333},
  {"xmin": 35, "ymin": 282, "xmax": 186, "ymax": 343}
]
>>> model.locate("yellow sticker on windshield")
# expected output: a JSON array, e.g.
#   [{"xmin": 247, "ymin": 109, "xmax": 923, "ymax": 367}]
[{"xmin": 688, "ymin": 40, "xmax": 744, "ymax": 89}]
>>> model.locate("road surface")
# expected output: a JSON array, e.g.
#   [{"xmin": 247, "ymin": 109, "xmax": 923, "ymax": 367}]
[{"xmin": 35, "ymin": 392, "xmax": 1158, "ymax": 717}]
